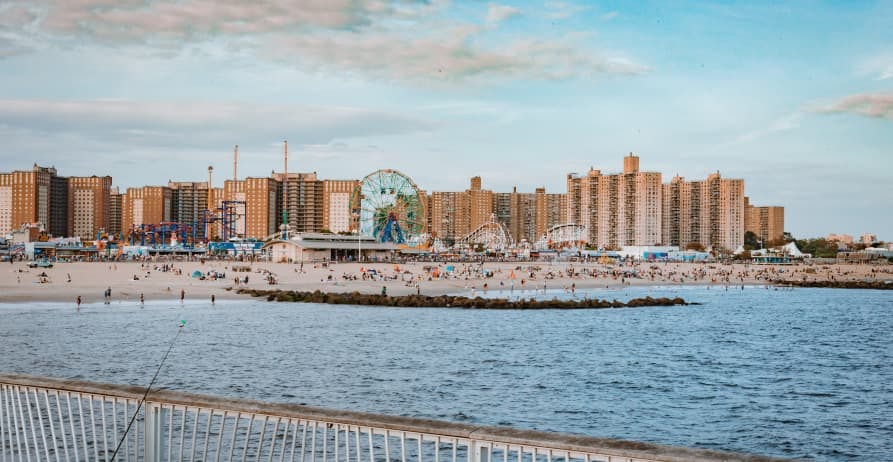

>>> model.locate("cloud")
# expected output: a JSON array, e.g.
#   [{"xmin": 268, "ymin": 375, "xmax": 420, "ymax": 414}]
[
  {"xmin": 0, "ymin": 99, "xmax": 434, "ymax": 147},
  {"xmin": 486, "ymin": 4, "xmax": 521, "ymax": 25},
  {"xmin": 0, "ymin": 0, "xmax": 645, "ymax": 84},
  {"xmin": 815, "ymin": 93, "xmax": 893, "ymax": 120},
  {"xmin": 0, "ymin": 2, "xmax": 41, "ymax": 56},
  {"xmin": 269, "ymin": 26, "xmax": 647, "ymax": 82},
  {"xmin": 38, "ymin": 0, "xmax": 384, "ymax": 39},
  {"xmin": 0, "ymin": 98, "xmax": 434, "ymax": 185}
]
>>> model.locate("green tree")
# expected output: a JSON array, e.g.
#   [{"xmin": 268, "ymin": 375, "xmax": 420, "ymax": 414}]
[
  {"xmin": 793, "ymin": 238, "xmax": 838, "ymax": 258},
  {"xmin": 744, "ymin": 231, "xmax": 759, "ymax": 249},
  {"xmin": 685, "ymin": 242, "xmax": 706, "ymax": 252}
]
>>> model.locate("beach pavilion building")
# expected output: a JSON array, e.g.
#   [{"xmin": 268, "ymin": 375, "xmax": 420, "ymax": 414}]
[{"xmin": 262, "ymin": 233, "xmax": 397, "ymax": 263}]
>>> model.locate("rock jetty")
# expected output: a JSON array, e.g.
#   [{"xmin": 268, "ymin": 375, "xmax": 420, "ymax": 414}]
[
  {"xmin": 773, "ymin": 279, "xmax": 893, "ymax": 290},
  {"xmin": 237, "ymin": 289, "xmax": 688, "ymax": 309}
]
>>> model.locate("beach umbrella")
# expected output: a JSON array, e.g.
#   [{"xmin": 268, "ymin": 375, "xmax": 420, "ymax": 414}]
[{"xmin": 191, "ymin": 270, "xmax": 203, "ymax": 278}]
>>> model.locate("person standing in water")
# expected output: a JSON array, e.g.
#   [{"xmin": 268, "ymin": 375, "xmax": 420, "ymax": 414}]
[
  {"xmin": 76, "ymin": 296, "xmax": 81, "ymax": 310},
  {"xmin": 180, "ymin": 289, "xmax": 185, "ymax": 304}
]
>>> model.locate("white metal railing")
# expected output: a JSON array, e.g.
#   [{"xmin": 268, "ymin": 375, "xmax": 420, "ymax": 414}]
[{"xmin": 0, "ymin": 374, "xmax": 786, "ymax": 462}]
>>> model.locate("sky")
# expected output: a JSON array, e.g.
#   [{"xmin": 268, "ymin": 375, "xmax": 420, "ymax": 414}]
[{"xmin": 0, "ymin": 0, "xmax": 891, "ymax": 239}]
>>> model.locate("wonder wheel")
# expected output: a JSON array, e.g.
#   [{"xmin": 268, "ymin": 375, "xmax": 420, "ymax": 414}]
[{"xmin": 350, "ymin": 169, "xmax": 426, "ymax": 244}]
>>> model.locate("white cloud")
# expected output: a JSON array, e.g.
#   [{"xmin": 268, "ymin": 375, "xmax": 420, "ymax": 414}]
[
  {"xmin": 0, "ymin": 99, "xmax": 434, "ymax": 147},
  {"xmin": 815, "ymin": 93, "xmax": 893, "ymax": 120},
  {"xmin": 267, "ymin": 24, "xmax": 646, "ymax": 82},
  {"xmin": 38, "ymin": 0, "xmax": 383, "ymax": 38},
  {"xmin": 486, "ymin": 4, "xmax": 521, "ymax": 25},
  {"xmin": 0, "ymin": 0, "xmax": 645, "ymax": 83}
]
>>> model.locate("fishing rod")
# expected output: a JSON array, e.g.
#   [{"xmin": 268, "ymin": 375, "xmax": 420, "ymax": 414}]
[{"xmin": 109, "ymin": 320, "xmax": 187, "ymax": 462}]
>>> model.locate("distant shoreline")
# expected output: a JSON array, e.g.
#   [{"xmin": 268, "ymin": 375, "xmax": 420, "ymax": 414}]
[{"xmin": 2, "ymin": 260, "xmax": 890, "ymax": 304}]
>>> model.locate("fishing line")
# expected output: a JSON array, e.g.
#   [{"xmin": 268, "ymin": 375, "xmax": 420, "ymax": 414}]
[{"xmin": 109, "ymin": 320, "xmax": 187, "ymax": 462}]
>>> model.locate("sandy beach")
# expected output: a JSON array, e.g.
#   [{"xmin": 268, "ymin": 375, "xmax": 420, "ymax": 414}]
[{"xmin": 1, "ymin": 259, "xmax": 890, "ymax": 305}]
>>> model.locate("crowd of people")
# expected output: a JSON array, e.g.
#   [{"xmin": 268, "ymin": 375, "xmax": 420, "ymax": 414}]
[{"xmin": 3, "ymin": 256, "xmax": 889, "ymax": 306}]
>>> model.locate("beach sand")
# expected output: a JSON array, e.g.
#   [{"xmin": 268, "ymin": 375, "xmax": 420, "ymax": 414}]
[{"xmin": 0, "ymin": 259, "xmax": 888, "ymax": 305}]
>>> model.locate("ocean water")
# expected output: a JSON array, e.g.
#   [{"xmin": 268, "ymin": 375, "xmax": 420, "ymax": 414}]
[{"xmin": 0, "ymin": 286, "xmax": 890, "ymax": 461}]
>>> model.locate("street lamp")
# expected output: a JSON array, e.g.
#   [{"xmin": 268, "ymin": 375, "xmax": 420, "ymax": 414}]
[{"xmin": 352, "ymin": 208, "xmax": 361, "ymax": 262}]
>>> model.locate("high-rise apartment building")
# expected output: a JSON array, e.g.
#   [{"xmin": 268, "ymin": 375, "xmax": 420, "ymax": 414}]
[
  {"xmin": 430, "ymin": 191, "xmax": 470, "ymax": 241},
  {"xmin": 509, "ymin": 189, "xmax": 537, "ymax": 244},
  {"xmin": 539, "ymin": 188, "xmax": 568, "ymax": 238},
  {"xmin": 662, "ymin": 176, "xmax": 691, "ymax": 247},
  {"xmin": 169, "ymin": 181, "xmax": 210, "ymax": 225},
  {"xmin": 429, "ymin": 178, "xmax": 566, "ymax": 245},
  {"xmin": 323, "ymin": 179, "xmax": 358, "ymax": 233},
  {"xmin": 662, "ymin": 173, "xmax": 745, "ymax": 251},
  {"xmin": 122, "ymin": 186, "xmax": 172, "ymax": 237},
  {"xmin": 712, "ymin": 173, "xmax": 745, "ymax": 251},
  {"xmin": 68, "ymin": 175, "xmax": 112, "ymax": 240},
  {"xmin": 468, "ymin": 176, "xmax": 494, "ymax": 231},
  {"xmin": 109, "ymin": 187, "xmax": 123, "ymax": 238},
  {"xmin": 0, "ymin": 164, "xmax": 58, "ymax": 235},
  {"xmin": 243, "ymin": 177, "xmax": 280, "ymax": 239},
  {"xmin": 50, "ymin": 174, "xmax": 69, "ymax": 237},
  {"xmin": 493, "ymin": 192, "xmax": 512, "ymax": 230},
  {"xmin": 744, "ymin": 197, "xmax": 784, "ymax": 245},
  {"xmin": 224, "ymin": 179, "xmax": 247, "ymax": 237},
  {"xmin": 206, "ymin": 186, "xmax": 225, "ymax": 239},
  {"xmin": 272, "ymin": 172, "xmax": 324, "ymax": 234},
  {"xmin": 0, "ymin": 173, "xmax": 11, "ymax": 235},
  {"xmin": 494, "ymin": 188, "xmax": 552, "ymax": 244},
  {"xmin": 566, "ymin": 154, "xmax": 662, "ymax": 248}
]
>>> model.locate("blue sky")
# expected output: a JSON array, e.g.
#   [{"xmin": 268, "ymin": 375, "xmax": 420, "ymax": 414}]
[{"xmin": 0, "ymin": 0, "xmax": 891, "ymax": 239}]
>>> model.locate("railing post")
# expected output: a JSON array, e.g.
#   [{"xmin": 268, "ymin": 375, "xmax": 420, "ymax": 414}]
[
  {"xmin": 470, "ymin": 441, "xmax": 482, "ymax": 462},
  {"xmin": 145, "ymin": 402, "xmax": 165, "ymax": 462}
]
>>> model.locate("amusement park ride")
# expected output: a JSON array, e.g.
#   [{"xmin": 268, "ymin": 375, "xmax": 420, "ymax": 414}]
[
  {"xmin": 120, "ymin": 151, "xmax": 587, "ymax": 253},
  {"xmin": 126, "ymin": 150, "xmax": 247, "ymax": 248},
  {"xmin": 351, "ymin": 169, "xmax": 427, "ymax": 246},
  {"xmin": 349, "ymin": 169, "xmax": 587, "ymax": 253}
]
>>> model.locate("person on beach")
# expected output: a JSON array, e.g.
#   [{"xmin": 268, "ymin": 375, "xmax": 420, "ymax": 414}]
[
  {"xmin": 76, "ymin": 296, "xmax": 81, "ymax": 309},
  {"xmin": 180, "ymin": 289, "xmax": 185, "ymax": 303},
  {"xmin": 211, "ymin": 294, "xmax": 215, "ymax": 305}
]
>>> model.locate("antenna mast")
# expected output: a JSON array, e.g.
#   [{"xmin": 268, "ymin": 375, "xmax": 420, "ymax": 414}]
[
  {"xmin": 233, "ymin": 145, "xmax": 238, "ymax": 181},
  {"xmin": 282, "ymin": 140, "xmax": 288, "ymax": 240},
  {"xmin": 207, "ymin": 165, "xmax": 214, "ymax": 239}
]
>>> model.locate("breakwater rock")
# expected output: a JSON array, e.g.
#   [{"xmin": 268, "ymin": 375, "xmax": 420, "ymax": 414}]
[
  {"xmin": 236, "ymin": 289, "xmax": 688, "ymax": 309},
  {"xmin": 774, "ymin": 279, "xmax": 893, "ymax": 290}
]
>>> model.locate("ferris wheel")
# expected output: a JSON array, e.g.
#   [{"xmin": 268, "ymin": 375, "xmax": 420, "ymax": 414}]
[{"xmin": 351, "ymin": 169, "xmax": 426, "ymax": 244}]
